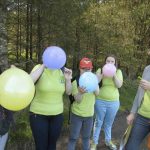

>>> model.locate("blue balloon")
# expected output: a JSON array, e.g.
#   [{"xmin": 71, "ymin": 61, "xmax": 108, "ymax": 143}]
[
  {"xmin": 79, "ymin": 72, "xmax": 98, "ymax": 93},
  {"xmin": 42, "ymin": 46, "xmax": 66, "ymax": 69}
]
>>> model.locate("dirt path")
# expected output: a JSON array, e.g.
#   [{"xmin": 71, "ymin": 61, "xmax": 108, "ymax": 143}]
[
  {"xmin": 7, "ymin": 111, "xmax": 148, "ymax": 150},
  {"xmin": 57, "ymin": 110, "xmax": 148, "ymax": 150},
  {"xmin": 57, "ymin": 111, "xmax": 129, "ymax": 150}
]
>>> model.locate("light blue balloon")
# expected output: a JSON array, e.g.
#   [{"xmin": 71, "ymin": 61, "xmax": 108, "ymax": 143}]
[{"xmin": 79, "ymin": 72, "xmax": 98, "ymax": 93}]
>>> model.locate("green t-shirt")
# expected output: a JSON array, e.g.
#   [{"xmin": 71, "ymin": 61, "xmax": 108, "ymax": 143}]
[
  {"xmin": 138, "ymin": 91, "xmax": 150, "ymax": 118},
  {"xmin": 30, "ymin": 65, "xmax": 65, "ymax": 115},
  {"xmin": 71, "ymin": 80, "xmax": 96, "ymax": 117},
  {"xmin": 96, "ymin": 68, "xmax": 123, "ymax": 101}
]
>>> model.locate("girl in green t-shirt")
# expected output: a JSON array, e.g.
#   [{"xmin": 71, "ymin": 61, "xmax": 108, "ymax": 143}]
[
  {"xmin": 91, "ymin": 54, "xmax": 123, "ymax": 150},
  {"xmin": 30, "ymin": 64, "xmax": 72, "ymax": 150},
  {"xmin": 67, "ymin": 57, "xmax": 99, "ymax": 150}
]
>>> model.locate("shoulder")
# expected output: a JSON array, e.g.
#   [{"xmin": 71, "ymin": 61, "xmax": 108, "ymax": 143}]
[
  {"xmin": 145, "ymin": 65, "xmax": 150, "ymax": 71},
  {"xmin": 32, "ymin": 64, "xmax": 42, "ymax": 72},
  {"xmin": 96, "ymin": 68, "xmax": 101, "ymax": 74},
  {"xmin": 142, "ymin": 65, "xmax": 150, "ymax": 75},
  {"xmin": 116, "ymin": 69, "xmax": 122, "ymax": 73},
  {"xmin": 116, "ymin": 69, "xmax": 123, "ymax": 80}
]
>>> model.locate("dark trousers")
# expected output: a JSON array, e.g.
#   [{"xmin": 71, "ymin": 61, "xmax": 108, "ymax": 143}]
[
  {"xmin": 29, "ymin": 113, "xmax": 63, "ymax": 150},
  {"xmin": 125, "ymin": 114, "xmax": 150, "ymax": 150}
]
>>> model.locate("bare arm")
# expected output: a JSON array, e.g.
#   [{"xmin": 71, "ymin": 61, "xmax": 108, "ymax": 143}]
[
  {"xmin": 64, "ymin": 67, "xmax": 72, "ymax": 95},
  {"xmin": 94, "ymin": 87, "xmax": 100, "ymax": 96},
  {"xmin": 65, "ymin": 79, "xmax": 72, "ymax": 95},
  {"xmin": 74, "ymin": 87, "xmax": 86, "ymax": 103},
  {"xmin": 30, "ymin": 64, "xmax": 45, "ymax": 83},
  {"xmin": 113, "ymin": 74, "xmax": 123, "ymax": 88},
  {"xmin": 96, "ymin": 69, "xmax": 103, "ymax": 83}
]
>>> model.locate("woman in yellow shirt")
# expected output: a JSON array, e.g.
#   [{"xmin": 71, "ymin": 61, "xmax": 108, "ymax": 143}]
[
  {"xmin": 67, "ymin": 57, "xmax": 99, "ymax": 150},
  {"xmin": 30, "ymin": 64, "xmax": 72, "ymax": 150},
  {"xmin": 91, "ymin": 54, "xmax": 123, "ymax": 150}
]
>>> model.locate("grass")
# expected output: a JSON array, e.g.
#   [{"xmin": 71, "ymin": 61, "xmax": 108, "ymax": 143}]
[{"xmin": 119, "ymin": 79, "xmax": 138, "ymax": 111}]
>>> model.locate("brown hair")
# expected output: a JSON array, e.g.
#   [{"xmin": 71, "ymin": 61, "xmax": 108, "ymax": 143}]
[{"xmin": 104, "ymin": 54, "xmax": 118, "ymax": 68}]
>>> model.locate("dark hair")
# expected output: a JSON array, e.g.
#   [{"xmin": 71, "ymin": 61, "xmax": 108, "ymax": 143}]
[{"xmin": 104, "ymin": 54, "xmax": 118, "ymax": 68}]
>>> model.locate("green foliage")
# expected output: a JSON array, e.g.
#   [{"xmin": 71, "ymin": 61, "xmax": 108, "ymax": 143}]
[
  {"xmin": 119, "ymin": 79, "xmax": 138, "ymax": 111},
  {"xmin": 9, "ymin": 109, "xmax": 33, "ymax": 143},
  {"xmin": 5, "ymin": 0, "xmax": 150, "ymax": 77}
]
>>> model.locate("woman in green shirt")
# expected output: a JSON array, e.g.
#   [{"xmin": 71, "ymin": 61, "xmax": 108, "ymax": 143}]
[
  {"xmin": 91, "ymin": 54, "xmax": 123, "ymax": 150},
  {"xmin": 30, "ymin": 64, "xmax": 72, "ymax": 150},
  {"xmin": 67, "ymin": 57, "xmax": 99, "ymax": 150}
]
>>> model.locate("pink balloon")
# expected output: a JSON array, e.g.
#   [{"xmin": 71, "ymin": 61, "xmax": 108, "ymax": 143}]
[{"xmin": 102, "ymin": 64, "xmax": 116, "ymax": 77}]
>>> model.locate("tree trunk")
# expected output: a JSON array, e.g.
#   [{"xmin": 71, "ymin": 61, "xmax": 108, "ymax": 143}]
[
  {"xmin": 0, "ymin": 3, "xmax": 8, "ymax": 71},
  {"xmin": 16, "ymin": 0, "xmax": 20, "ymax": 62},
  {"xmin": 29, "ymin": 0, "xmax": 33, "ymax": 60},
  {"xmin": 37, "ymin": 5, "xmax": 42, "ymax": 63},
  {"xmin": 25, "ymin": 1, "xmax": 30, "ymax": 71},
  {"xmin": 72, "ymin": 25, "xmax": 80, "ymax": 75}
]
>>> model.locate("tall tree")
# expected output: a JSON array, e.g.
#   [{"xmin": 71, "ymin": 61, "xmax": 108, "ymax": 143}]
[{"xmin": 0, "ymin": 0, "xmax": 13, "ymax": 71}]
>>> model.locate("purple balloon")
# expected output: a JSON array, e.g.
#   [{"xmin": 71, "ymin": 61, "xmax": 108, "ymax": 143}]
[
  {"xmin": 42, "ymin": 46, "xmax": 66, "ymax": 69},
  {"xmin": 102, "ymin": 63, "xmax": 116, "ymax": 77}
]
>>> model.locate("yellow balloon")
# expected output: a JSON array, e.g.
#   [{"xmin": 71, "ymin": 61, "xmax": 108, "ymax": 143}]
[{"xmin": 0, "ymin": 68, "xmax": 35, "ymax": 111}]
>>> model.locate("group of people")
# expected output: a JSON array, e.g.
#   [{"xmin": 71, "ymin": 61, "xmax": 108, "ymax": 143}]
[{"xmin": 0, "ymin": 52, "xmax": 150, "ymax": 150}]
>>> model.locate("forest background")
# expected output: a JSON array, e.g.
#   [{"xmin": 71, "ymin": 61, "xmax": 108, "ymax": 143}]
[{"xmin": 0, "ymin": 0, "xmax": 150, "ymax": 149}]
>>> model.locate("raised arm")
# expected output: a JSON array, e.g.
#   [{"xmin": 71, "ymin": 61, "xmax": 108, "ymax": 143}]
[
  {"xmin": 74, "ymin": 87, "xmax": 86, "ymax": 103},
  {"xmin": 94, "ymin": 87, "xmax": 100, "ymax": 96},
  {"xmin": 113, "ymin": 69, "xmax": 123, "ymax": 88},
  {"xmin": 113, "ymin": 74, "xmax": 123, "ymax": 88},
  {"xmin": 64, "ymin": 67, "xmax": 72, "ymax": 95},
  {"xmin": 30, "ymin": 64, "xmax": 45, "ymax": 83},
  {"xmin": 96, "ymin": 68, "xmax": 103, "ymax": 83}
]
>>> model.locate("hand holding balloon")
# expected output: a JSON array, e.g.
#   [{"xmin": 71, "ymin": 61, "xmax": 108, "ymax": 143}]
[
  {"xmin": 64, "ymin": 67, "xmax": 72, "ymax": 80},
  {"xmin": 10, "ymin": 65, "xmax": 16, "ymax": 68},
  {"xmin": 79, "ymin": 72, "xmax": 98, "ymax": 93},
  {"xmin": 78, "ymin": 86, "xmax": 87, "ymax": 94},
  {"xmin": 102, "ymin": 64, "xmax": 116, "ymax": 77},
  {"xmin": 0, "ymin": 68, "xmax": 35, "ymax": 111}
]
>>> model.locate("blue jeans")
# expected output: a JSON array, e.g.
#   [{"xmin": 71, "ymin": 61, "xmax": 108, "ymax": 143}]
[
  {"xmin": 29, "ymin": 113, "xmax": 63, "ymax": 150},
  {"xmin": 93, "ymin": 99, "xmax": 120, "ymax": 144},
  {"xmin": 67, "ymin": 113, "xmax": 93, "ymax": 150},
  {"xmin": 0, "ymin": 132, "xmax": 8, "ymax": 150},
  {"xmin": 125, "ymin": 114, "xmax": 150, "ymax": 150}
]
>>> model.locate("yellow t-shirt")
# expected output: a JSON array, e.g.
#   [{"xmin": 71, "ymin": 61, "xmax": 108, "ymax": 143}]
[
  {"xmin": 138, "ymin": 91, "xmax": 150, "ymax": 118},
  {"xmin": 71, "ymin": 80, "xmax": 96, "ymax": 117},
  {"xmin": 96, "ymin": 68, "xmax": 123, "ymax": 101},
  {"xmin": 30, "ymin": 65, "xmax": 65, "ymax": 115}
]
